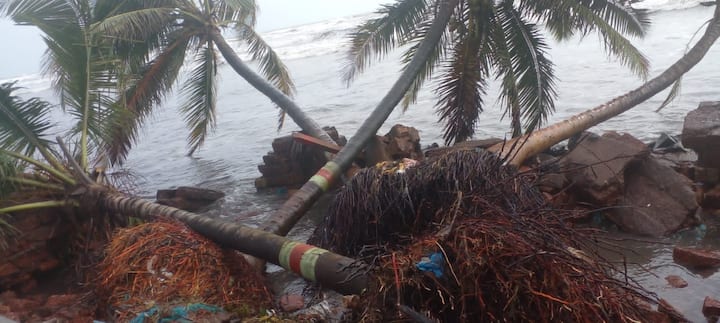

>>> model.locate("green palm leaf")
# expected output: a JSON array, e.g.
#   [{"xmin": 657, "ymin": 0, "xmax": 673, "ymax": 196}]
[
  {"xmin": 181, "ymin": 41, "xmax": 218, "ymax": 156},
  {"xmin": 0, "ymin": 83, "xmax": 54, "ymax": 157},
  {"xmin": 495, "ymin": 2, "xmax": 557, "ymax": 133},
  {"xmin": 91, "ymin": 7, "xmax": 180, "ymax": 43},
  {"xmin": 104, "ymin": 32, "xmax": 192, "ymax": 165},
  {"xmin": 343, "ymin": 0, "xmax": 430, "ymax": 84},
  {"xmin": 238, "ymin": 23, "xmax": 296, "ymax": 128},
  {"xmin": 435, "ymin": 30, "xmax": 488, "ymax": 145},
  {"xmin": 522, "ymin": 0, "xmax": 649, "ymax": 78},
  {"xmin": 399, "ymin": 16, "xmax": 449, "ymax": 111},
  {"xmin": 216, "ymin": 0, "xmax": 257, "ymax": 26}
]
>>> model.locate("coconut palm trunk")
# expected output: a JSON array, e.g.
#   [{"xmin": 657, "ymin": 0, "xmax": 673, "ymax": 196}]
[
  {"xmin": 209, "ymin": 29, "xmax": 336, "ymax": 145},
  {"xmin": 260, "ymin": 0, "xmax": 458, "ymax": 236},
  {"xmin": 87, "ymin": 185, "xmax": 366, "ymax": 295},
  {"xmin": 494, "ymin": 5, "xmax": 720, "ymax": 166}
]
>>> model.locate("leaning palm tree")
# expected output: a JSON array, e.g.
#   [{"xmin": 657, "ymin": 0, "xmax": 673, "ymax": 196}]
[
  {"xmin": 90, "ymin": 0, "xmax": 336, "ymax": 163},
  {"xmin": 345, "ymin": 0, "xmax": 650, "ymax": 144}
]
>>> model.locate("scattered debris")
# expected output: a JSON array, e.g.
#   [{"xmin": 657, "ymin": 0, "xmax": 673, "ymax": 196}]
[{"xmin": 97, "ymin": 221, "xmax": 272, "ymax": 321}]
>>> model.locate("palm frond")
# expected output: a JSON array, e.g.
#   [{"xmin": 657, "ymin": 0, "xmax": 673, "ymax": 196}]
[
  {"xmin": 105, "ymin": 32, "xmax": 192, "ymax": 165},
  {"xmin": 399, "ymin": 15, "xmax": 449, "ymax": 111},
  {"xmin": 180, "ymin": 41, "xmax": 218, "ymax": 156},
  {"xmin": 0, "ymin": 83, "xmax": 55, "ymax": 157},
  {"xmin": 594, "ymin": 0, "xmax": 650, "ymax": 37},
  {"xmin": 495, "ymin": 2, "xmax": 557, "ymax": 133},
  {"xmin": 239, "ymin": 23, "xmax": 295, "ymax": 128},
  {"xmin": 91, "ymin": 7, "xmax": 179, "ymax": 44},
  {"xmin": 435, "ymin": 31, "xmax": 487, "ymax": 145},
  {"xmin": 523, "ymin": 0, "xmax": 649, "ymax": 78},
  {"xmin": 216, "ymin": 0, "xmax": 257, "ymax": 27},
  {"xmin": 2, "ymin": 0, "xmax": 73, "ymax": 25},
  {"xmin": 342, "ymin": 0, "xmax": 430, "ymax": 84},
  {"xmin": 656, "ymin": 78, "xmax": 682, "ymax": 112}
]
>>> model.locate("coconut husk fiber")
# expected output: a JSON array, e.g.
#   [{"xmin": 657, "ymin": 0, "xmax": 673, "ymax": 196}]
[
  {"xmin": 314, "ymin": 150, "xmax": 668, "ymax": 322},
  {"xmin": 97, "ymin": 220, "xmax": 272, "ymax": 321}
]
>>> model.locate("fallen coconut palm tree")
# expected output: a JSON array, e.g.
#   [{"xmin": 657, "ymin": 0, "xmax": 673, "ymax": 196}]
[{"xmin": 314, "ymin": 150, "xmax": 677, "ymax": 322}]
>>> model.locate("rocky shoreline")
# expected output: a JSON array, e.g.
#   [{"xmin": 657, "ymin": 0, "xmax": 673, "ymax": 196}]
[{"xmin": 1, "ymin": 102, "xmax": 719, "ymax": 322}]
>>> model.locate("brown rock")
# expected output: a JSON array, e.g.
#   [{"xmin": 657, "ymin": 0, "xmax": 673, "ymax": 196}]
[
  {"xmin": 538, "ymin": 173, "xmax": 568, "ymax": 192},
  {"xmin": 563, "ymin": 131, "xmax": 648, "ymax": 205},
  {"xmin": 279, "ymin": 294, "xmax": 304, "ymax": 312},
  {"xmin": 385, "ymin": 124, "xmax": 423, "ymax": 161},
  {"xmin": 704, "ymin": 296, "xmax": 720, "ymax": 318},
  {"xmin": 682, "ymin": 102, "xmax": 720, "ymax": 168},
  {"xmin": 175, "ymin": 186, "xmax": 225, "ymax": 201},
  {"xmin": 156, "ymin": 186, "xmax": 225, "ymax": 212},
  {"xmin": 673, "ymin": 247, "xmax": 720, "ymax": 269},
  {"xmin": 608, "ymin": 157, "xmax": 699, "ymax": 236},
  {"xmin": 665, "ymin": 275, "xmax": 688, "ymax": 288}
]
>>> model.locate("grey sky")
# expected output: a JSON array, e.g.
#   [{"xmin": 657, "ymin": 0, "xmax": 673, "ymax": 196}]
[
  {"xmin": 0, "ymin": 1, "xmax": 394, "ymax": 78},
  {"xmin": 256, "ymin": 0, "xmax": 392, "ymax": 31}
]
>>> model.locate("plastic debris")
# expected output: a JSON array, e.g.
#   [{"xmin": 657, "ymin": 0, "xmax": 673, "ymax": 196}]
[
  {"xmin": 130, "ymin": 303, "xmax": 222, "ymax": 323},
  {"xmin": 416, "ymin": 252, "xmax": 444, "ymax": 278}
]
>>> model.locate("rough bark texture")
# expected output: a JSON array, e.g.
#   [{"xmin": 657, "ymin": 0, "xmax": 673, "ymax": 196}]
[{"xmin": 493, "ymin": 6, "xmax": 720, "ymax": 166}]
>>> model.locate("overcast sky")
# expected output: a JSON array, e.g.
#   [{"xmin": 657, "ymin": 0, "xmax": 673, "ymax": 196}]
[
  {"xmin": 256, "ymin": 0, "xmax": 392, "ymax": 31},
  {"xmin": 0, "ymin": 1, "xmax": 394, "ymax": 78}
]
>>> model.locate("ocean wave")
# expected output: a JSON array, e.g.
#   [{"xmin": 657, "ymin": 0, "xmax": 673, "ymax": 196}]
[{"xmin": 632, "ymin": 0, "xmax": 707, "ymax": 11}]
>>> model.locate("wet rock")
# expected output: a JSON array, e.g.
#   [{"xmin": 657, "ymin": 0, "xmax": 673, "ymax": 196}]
[
  {"xmin": 156, "ymin": 186, "xmax": 225, "ymax": 212},
  {"xmin": 704, "ymin": 296, "xmax": 720, "ymax": 318},
  {"xmin": 608, "ymin": 157, "xmax": 698, "ymax": 236},
  {"xmin": 562, "ymin": 132, "xmax": 648, "ymax": 205},
  {"xmin": 665, "ymin": 275, "xmax": 688, "ymax": 288},
  {"xmin": 279, "ymin": 294, "xmax": 304, "ymax": 312},
  {"xmin": 682, "ymin": 101, "xmax": 720, "ymax": 168},
  {"xmin": 385, "ymin": 124, "xmax": 423, "ymax": 161},
  {"xmin": 673, "ymin": 247, "xmax": 720, "ymax": 269},
  {"xmin": 538, "ymin": 173, "xmax": 568, "ymax": 193},
  {"xmin": 256, "ymin": 127, "xmax": 346, "ymax": 190}
]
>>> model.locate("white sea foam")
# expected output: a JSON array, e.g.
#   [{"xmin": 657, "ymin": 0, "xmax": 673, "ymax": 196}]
[{"xmin": 632, "ymin": 0, "xmax": 707, "ymax": 11}]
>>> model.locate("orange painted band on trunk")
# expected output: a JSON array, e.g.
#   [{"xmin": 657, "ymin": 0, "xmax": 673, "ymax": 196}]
[{"xmin": 288, "ymin": 243, "xmax": 315, "ymax": 275}]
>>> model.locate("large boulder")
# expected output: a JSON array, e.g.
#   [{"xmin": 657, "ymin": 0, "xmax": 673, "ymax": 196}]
[
  {"xmin": 562, "ymin": 131, "xmax": 648, "ymax": 205},
  {"xmin": 609, "ymin": 157, "xmax": 699, "ymax": 236},
  {"xmin": 682, "ymin": 101, "xmax": 720, "ymax": 168},
  {"xmin": 156, "ymin": 186, "xmax": 225, "ymax": 212}
]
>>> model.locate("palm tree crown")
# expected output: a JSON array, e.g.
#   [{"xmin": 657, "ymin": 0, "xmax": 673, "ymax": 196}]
[
  {"xmin": 344, "ymin": 0, "xmax": 650, "ymax": 144},
  {"xmin": 93, "ymin": 0, "xmax": 298, "ymax": 161}
]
